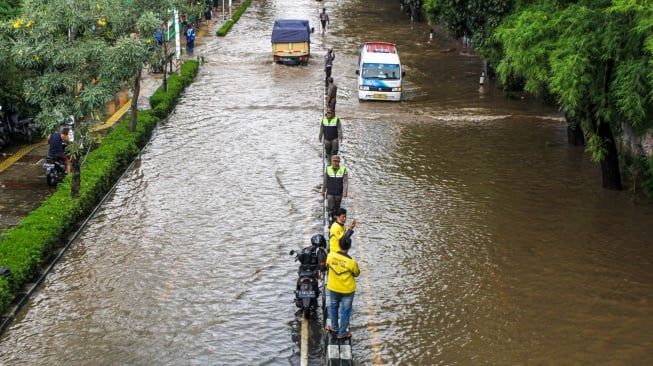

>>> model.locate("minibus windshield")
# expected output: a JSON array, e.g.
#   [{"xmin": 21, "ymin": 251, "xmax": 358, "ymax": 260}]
[{"xmin": 362, "ymin": 63, "xmax": 400, "ymax": 80}]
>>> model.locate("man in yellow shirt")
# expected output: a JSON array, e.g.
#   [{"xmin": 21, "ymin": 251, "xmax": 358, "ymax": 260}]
[
  {"xmin": 325, "ymin": 233, "xmax": 359, "ymax": 339},
  {"xmin": 329, "ymin": 207, "xmax": 356, "ymax": 253}
]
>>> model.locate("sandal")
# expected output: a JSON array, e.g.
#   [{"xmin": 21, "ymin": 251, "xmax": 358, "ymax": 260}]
[
  {"xmin": 325, "ymin": 325, "xmax": 338, "ymax": 333},
  {"xmin": 337, "ymin": 332, "xmax": 352, "ymax": 339}
]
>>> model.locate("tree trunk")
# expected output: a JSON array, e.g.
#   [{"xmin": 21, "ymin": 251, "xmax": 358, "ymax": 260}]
[
  {"xmin": 71, "ymin": 156, "xmax": 81, "ymax": 198},
  {"xmin": 567, "ymin": 124, "xmax": 585, "ymax": 146},
  {"xmin": 565, "ymin": 113, "xmax": 585, "ymax": 146},
  {"xmin": 597, "ymin": 120, "xmax": 622, "ymax": 190},
  {"xmin": 597, "ymin": 57, "xmax": 621, "ymax": 190},
  {"xmin": 130, "ymin": 70, "xmax": 141, "ymax": 132}
]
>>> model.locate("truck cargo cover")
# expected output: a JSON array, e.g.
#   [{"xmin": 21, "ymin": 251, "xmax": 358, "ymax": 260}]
[{"xmin": 271, "ymin": 19, "xmax": 311, "ymax": 43}]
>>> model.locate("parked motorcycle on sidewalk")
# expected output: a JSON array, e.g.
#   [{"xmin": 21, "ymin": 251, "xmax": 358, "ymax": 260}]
[
  {"xmin": 0, "ymin": 116, "xmax": 9, "ymax": 150},
  {"xmin": 0, "ymin": 105, "xmax": 40, "ymax": 144},
  {"xmin": 289, "ymin": 234, "xmax": 328, "ymax": 319}
]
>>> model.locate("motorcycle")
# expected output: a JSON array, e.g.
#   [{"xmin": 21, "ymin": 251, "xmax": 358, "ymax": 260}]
[
  {"xmin": 289, "ymin": 234, "xmax": 328, "ymax": 319},
  {"xmin": 44, "ymin": 117, "xmax": 75, "ymax": 187},
  {"xmin": 0, "ymin": 105, "xmax": 40, "ymax": 144},
  {"xmin": 44, "ymin": 155, "xmax": 67, "ymax": 187}
]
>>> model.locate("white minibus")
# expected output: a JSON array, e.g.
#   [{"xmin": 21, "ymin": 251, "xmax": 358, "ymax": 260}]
[{"xmin": 355, "ymin": 42, "xmax": 405, "ymax": 101}]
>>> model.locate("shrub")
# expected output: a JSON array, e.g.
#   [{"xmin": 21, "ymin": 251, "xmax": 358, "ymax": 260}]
[{"xmin": 216, "ymin": 0, "xmax": 251, "ymax": 37}]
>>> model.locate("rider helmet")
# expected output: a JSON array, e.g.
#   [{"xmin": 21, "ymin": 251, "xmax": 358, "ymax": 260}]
[{"xmin": 310, "ymin": 234, "xmax": 326, "ymax": 248}]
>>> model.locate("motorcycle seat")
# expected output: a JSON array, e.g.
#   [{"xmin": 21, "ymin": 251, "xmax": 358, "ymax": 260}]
[
  {"xmin": 47, "ymin": 155, "xmax": 65, "ymax": 162},
  {"xmin": 299, "ymin": 269, "xmax": 316, "ymax": 278}
]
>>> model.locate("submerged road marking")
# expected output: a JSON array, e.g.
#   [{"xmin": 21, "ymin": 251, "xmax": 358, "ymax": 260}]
[
  {"xmin": 301, "ymin": 314, "xmax": 309, "ymax": 366},
  {"xmin": 300, "ymin": 183, "xmax": 313, "ymax": 366},
  {"xmin": 351, "ymin": 193, "xmax": 383, "ymax": 364}
]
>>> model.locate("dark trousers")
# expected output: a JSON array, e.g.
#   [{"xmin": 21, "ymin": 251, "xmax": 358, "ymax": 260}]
[
  {"xmin": 186, "ymin": 40, "xmax": 195, "ymax": 55},
  {"xmin": 327, "ymin": 194, "xmax": 342, "ymax": 218},
  {"xmin": 325, "ymin": 66, "xmax": 332, "ymax": 86},
  {"xmin": 323, "ymin": 138, "xmax": 339, "ymax": 163}
]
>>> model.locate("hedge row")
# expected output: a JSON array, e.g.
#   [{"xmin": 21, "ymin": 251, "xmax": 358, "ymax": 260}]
[
  {"xmin": 0, "ymin": 60, "xmax": 200, "ymax": 316},
  {"xmin": 216, "ymin": 0, "xmax": 252, "ymax": 37}
]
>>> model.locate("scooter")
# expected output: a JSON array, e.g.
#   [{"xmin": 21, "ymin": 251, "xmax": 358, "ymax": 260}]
[
  {"xmin": 289, "ymin": 235, "xmax": 327, "ymax": 319},
  {"xmin": 44, "ymin": 155, "xmax": 67, "ymax": 187}
]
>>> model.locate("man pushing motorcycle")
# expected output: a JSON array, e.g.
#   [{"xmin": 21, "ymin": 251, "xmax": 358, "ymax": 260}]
[{"xmin": 47, "ymin": 127, "xmax": 71, "ymax": 174}]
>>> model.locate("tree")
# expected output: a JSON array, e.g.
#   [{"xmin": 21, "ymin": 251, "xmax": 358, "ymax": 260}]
[
  {"xmin": 0, "ymin": 0, "xmax": 31, "ymax": 116},
  {"xmin": 423, "ymin": 0, "xmax": 516, "ymax": 87},
  {"xmin": 493, "ymin": 0, "xmax": 653, "ymax": 190},
  {"xmin": 7, "ymin": 0, "xmax": 163, "ymax": 197},
  {"xmin": 100, "ymin": 0, "xmax": 190, "ymax": 132},
  {"xmin": 423, "ymin": 0, "xmax": 515, "ymax": 46},
  {"xmin": 100, "ymin": 2, "xmax": 160, "ymax": 132},
  {"xmin": 423, "ymin": 0, "xmax": 653, "ymax": 191},
  {"xmin": 0, "ymin": 0, "xmax": 22, "ymax": 21}
]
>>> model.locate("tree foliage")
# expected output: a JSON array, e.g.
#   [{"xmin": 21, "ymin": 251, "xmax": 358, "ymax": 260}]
[
  {"xmin": 0, "ymin": 0, "xmax": 22, "ymax": 21},
  {"xmin": 423, "ymin": 0, "xmax": 515, "ymax": 47},
  {"xmin": 0, "ymin": 0, "xmax": 182, "ymax": 196},
  {"xmin": 494, "ymin": 0, "xmax": 653, "ymax": 160},
  {"xmin": 424, "ymin": 0, "xmax": 653, "ymax": 191}
]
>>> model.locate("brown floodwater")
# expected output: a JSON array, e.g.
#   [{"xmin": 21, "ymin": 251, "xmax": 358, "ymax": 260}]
[{"xmin": 0, "ymin": 0, "xmax": 651, "ymax": 365}]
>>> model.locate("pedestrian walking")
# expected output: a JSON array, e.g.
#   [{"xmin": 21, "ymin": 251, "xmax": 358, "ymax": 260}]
[
  {"xmin": 204, "ymin": 5, "xmax": 212, "ymax": 26},
  {"xmin": 319, "ymin": 8, "xmax": 330, "ymax": 35},
  {"xmin": 186, "ymin": 23, "xmax": 196, "ymax": 56},
  {"xmin": 324, "ymin": 48, "xmax": 335, "ymax": 87},
  {"xmin": 318, "ymin": 108, "xmax": 342, "ymax": 164}
]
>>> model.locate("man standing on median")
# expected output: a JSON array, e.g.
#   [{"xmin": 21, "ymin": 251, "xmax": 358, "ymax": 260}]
[
  {"xmin": 325, "ymin": 233, "xmax": 359, "ymax": 339},
  {"xmin": 324, "ymin": 48, "xmax": 335, "ymax": 87},
  {"xmin": 326, "ymin": 77, "xmax": 337, "ymax": 113}
]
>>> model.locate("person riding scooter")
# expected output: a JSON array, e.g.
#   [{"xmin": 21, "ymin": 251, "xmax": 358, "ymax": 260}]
[{"xmin": 47, "ymin": 127, "xmax": 71, "ymax": 174}]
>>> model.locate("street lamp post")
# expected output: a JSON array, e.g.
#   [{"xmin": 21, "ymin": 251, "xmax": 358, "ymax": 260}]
[{"xmin": 174, "ymin": 7, "xmax": 181, "ymax": 73}]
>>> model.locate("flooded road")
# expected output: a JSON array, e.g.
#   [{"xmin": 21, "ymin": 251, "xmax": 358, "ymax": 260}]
[{"xmin": 1, "ymin": 0, "xmax": 652, "ymax": 365}]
